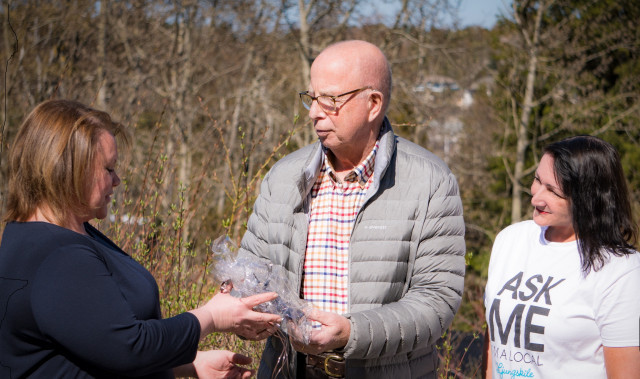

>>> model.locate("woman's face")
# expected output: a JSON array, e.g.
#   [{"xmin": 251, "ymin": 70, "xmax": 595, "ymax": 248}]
[
  {"xmin": 530, "ymin": 153, "xmax": 576, "ymax": 242},
  {"xmin": 86, "ymin": 131, "xmax": 120, "ymax": 221}
]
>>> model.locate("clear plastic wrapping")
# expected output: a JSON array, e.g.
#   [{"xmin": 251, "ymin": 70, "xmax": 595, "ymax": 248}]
[{"xmin": 210, "ymin": 235, "xmax": 313, "ymax": 344}]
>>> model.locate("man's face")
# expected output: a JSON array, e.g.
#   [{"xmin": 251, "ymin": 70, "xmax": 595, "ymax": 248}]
[{"xmin": 307, "ymin": 58, "xmax": 376, "ymax": 165}]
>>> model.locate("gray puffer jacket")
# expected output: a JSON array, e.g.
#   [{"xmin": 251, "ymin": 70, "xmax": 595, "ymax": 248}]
[{"xmin": 239, "ymin": 118, "xmax": 466, "ymax": 378}]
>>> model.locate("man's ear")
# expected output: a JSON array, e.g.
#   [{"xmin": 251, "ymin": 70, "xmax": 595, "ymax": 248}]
[{"xmin": 367, "ymin": 91, "xmax": 383, "ymax": 122}]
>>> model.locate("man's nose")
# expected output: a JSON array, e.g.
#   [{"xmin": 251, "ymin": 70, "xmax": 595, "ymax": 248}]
[{"xmin": 308, "ymin": 99, "xmax": 326, "ymax": 119}]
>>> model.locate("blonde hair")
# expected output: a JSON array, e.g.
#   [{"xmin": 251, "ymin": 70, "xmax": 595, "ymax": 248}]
[{"xmin": 4, "ymin": 99, "xmax": 128, "ymax": 227}]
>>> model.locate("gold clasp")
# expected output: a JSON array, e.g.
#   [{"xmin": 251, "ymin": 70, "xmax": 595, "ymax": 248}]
[{"xmin": 324, "ymin": 354, "xmax": 345, "ymax": 377}]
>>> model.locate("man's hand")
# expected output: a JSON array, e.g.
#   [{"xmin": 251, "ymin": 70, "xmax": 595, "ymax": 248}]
[{"xmin": 292, "ymin": 309, "xmax": 350, "ymax": 355}]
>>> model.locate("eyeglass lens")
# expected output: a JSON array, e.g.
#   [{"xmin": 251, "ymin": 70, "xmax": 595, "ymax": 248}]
[{"xmin": 301, "ymin": 94, "xmax": 336, "ymax": 111}]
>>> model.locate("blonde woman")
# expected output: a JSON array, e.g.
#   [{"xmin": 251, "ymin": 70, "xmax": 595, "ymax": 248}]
[{"xmin": 0, "ymin": 100, "xmax": 280, "ymax": 378}]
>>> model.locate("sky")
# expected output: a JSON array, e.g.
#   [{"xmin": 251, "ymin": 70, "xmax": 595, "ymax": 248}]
[
  {"xmin": 366, "ymin": 0, "xmax": 509, "ymax": 30},
  {"xmin": 459, "ymin": 0, "xmax": 508, "ymax": 28}
]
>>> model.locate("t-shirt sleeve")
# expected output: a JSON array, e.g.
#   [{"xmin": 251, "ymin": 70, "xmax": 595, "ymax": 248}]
[
  {"xmin": 31, "ymin": 244, "xmax": 200, "ymax": 376},
  {"xmin": 595, "ymin": 255, "xmax": 640, "ymax": 347}
]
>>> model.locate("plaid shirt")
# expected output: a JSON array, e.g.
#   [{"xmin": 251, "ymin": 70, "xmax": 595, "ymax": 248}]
[{"xmin": 302, "ymin": 141, "xmax": 379, "ymax": 318}]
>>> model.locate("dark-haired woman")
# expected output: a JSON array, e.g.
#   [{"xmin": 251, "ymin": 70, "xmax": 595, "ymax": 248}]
[
  {"xmin": 483, "ymin": 136, "xmax": 640, "ymax": 378},
  {"xmin": 0, "ymin": 99, "xmax": 281, "ymax": 378}
]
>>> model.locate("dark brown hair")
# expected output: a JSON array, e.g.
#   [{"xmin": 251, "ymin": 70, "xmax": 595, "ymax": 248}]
[{"xmin": 544, "ymin": 135, "xmax": 638, "ymax": 274}]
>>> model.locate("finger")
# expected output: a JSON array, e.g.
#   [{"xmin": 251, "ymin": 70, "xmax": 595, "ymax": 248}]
[
  {"xmin": 239, "ymin": 327, "xmax": 269, "ymax": 341},
  {"xmin": 246, "ymin": 329, "xmax": 266, "ymax": 341},
  {"xmin": 242, "ymin": 292, "xmax": 278, "ymax": 308},
  {"xmin": 291, "ymin": 339, "xmax": 305, "ymax": 352},
  {"xmin": 307, "ymin": 329, "xmax": 325, "ymax": 346},
  {"xmin": 255, "ymin": 329, "xmax": 271, "ymax": 340},
  {"xmin": 306, "ymin": 308, "xmax": 323, "ymax": 322},
  {"xmin": 249, "ymin": 311, "xmax": 282, "ymax": 324},
  {"xmin": 230, "ymin": 353, "xmax": 252, "ymax": 366},
  {"xmin": 229, "ymin": 366, "xmax": 248, "ymax": 379},
  {"xmin": 266, "ymin": 323, "xmax": 279, "ymax": 334}
]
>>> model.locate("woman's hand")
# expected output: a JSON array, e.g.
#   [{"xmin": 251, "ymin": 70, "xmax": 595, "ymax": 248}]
[
  {"xmin": 193, "ymin": 350, "xmax": 254, "ymax": 379},
  {"xmin": 191, "ymin": 292, "xmax": 281, "ymax": 340},
  {"xmin": 175, "ymin": 350, "xmax": 255, "ymax": 378}
]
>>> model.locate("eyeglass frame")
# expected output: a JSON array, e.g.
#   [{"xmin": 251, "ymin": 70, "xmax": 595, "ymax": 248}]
[{"xmin": 299, "ymin": 86, "xmax": 374, "ymax": 113}]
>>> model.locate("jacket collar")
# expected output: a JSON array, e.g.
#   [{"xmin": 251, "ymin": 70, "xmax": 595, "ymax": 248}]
[{"xmin": 301, "ymin": 117, "xmax": 396, "ymax": 198}]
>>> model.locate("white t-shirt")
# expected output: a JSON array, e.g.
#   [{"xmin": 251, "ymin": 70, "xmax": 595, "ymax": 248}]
[{"xmin": 484, "ymin": 220, "xmax": 640, "ymax": 378}]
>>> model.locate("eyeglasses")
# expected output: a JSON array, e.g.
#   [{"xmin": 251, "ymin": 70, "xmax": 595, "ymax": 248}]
[{"xmin": 299, "ymin": 86, "xmax": 373, "ymax": 113}]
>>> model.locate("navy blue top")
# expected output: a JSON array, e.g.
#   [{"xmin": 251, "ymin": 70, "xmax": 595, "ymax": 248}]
[{"xmin": 0, "ymin": 222, "xmax": 200, "ymax": 378}]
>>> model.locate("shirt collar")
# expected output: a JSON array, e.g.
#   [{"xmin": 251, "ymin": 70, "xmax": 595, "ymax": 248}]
[{"xmin": 323, "ymin": 138, "xmax": 380, "ymax": 189}]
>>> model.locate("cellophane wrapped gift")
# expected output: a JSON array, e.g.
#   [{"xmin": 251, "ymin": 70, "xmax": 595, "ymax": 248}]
[{"xmin": 210, "ymin": 235, "xmax": 313, "ymax": 344}]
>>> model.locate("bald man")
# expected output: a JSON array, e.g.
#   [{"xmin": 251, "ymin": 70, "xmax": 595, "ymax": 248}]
[{"xmin": 238, "ymin": 40, "xmax": 466, "ymax": 378}]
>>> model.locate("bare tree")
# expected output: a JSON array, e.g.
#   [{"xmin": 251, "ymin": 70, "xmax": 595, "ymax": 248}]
[
  {"xmin": 493, "ymin": 0, "xmax": 640, "ymax": 222},
  {"xmin": 95, "ymin": 0, "xmax": 108, "ymax": 110},
  {"xmin": 508, "ymin": 0, "xmax": 550, "ymax": 223}
]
